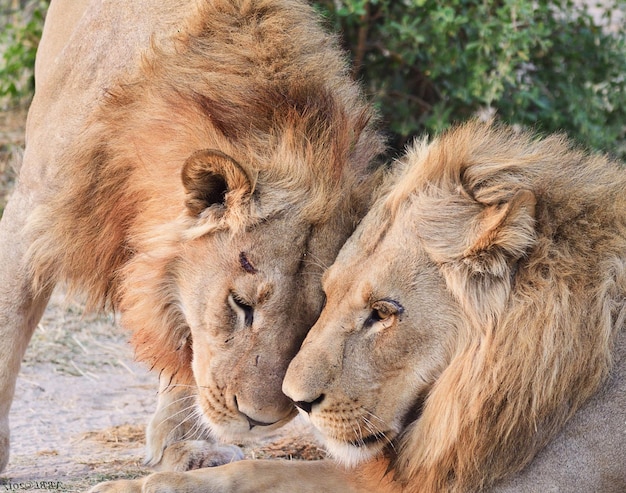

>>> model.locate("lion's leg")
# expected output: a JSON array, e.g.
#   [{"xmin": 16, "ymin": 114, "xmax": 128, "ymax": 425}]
[
  {"xmin": 0, "ymin": 190, "xmax": 53, "ymax": 472},
  {"xmin": 91, "ymin": 459, "xmax": 370, "ymax": 493},
  {"xmin": 145, "ymin": 372, "xmax": 243, "ymax": 471}
]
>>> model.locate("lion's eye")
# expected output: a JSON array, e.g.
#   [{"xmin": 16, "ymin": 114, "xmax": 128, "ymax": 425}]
[
  {"xmin": 228, "ymin": 293, "xmax": 254, "ymax": 327},
  {"xmin": 372, "ymin": 306, "xmax": 391, "ymax": 322},
  {"xmin": 366, "ymin": 299, "xmax": 403, "ymax": 330}
]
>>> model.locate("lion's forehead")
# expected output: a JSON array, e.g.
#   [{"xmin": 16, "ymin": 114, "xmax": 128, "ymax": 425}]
[{"xmin": 326, "ymin": 208, "xmax": 424, "ymax": 290}]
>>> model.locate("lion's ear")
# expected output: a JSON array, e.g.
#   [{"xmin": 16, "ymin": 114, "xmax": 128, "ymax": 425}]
[
  {"xmin": 462, "ymin": 189, "xmax": 536, "ymax": 276},
  {"xmin": 181, "ymin": 149, "xmax": 253, "ymax": 216},
  {"xmin": 417, "ymin": 187, "xmax": 537, "ymax": 268},
  {"xmin": 418, "ymin": 186, "xmax": 536, "ymax": 329},
  {"xmin": 450, "ymin": 188, "xmax": 536, "ymax": 329}
]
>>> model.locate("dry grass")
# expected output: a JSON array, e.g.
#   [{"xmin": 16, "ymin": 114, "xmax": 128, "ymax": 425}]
[
  {"xmin": 25, "ymin": 295, "xmax": 132, "ymax": 376},
  {"xmin": 4, "ymin": 287, "xmax": 156, "ymax": 490},
  {"xmin": 252, "ymin": 437, "xmax": 326, "ymax": 462},
  {"xmin": 81, "ymin": 425, "xmax": 147, "ymax": 449}
]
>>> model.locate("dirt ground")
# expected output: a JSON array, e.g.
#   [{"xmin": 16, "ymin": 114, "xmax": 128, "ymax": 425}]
[{"xmin": 0, "ymin": 109, "xmax": 324, "ymax": 492}]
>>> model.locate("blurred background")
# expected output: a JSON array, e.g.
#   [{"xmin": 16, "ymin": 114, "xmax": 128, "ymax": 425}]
[
  {"xmin": 313, "ymin": 0, "xmax": 625, "ymax": 158},
  {"xmin": 1, "ymin": 0, "xmax": 625, "ymax": 217}
]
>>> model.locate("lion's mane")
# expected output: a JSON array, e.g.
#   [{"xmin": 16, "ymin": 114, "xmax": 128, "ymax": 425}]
[
  {"xmin": 383, "ymin": 122, "xmax": 626, "ymax": 492},
  {"xmin": 25, "ymin": 0, "xmax": 382, "ymax": 383}
]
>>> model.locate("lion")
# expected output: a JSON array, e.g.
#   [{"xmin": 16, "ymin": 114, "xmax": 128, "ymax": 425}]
[
  {"xmin": 0, "ymin": 0, "xmax": 383, "ymax": 475},
  {"xmin": 92, "ymin": 121, "xmax": 625, "ymax": 492}
]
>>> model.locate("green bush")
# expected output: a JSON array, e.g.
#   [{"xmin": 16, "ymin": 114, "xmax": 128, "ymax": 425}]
[
  {"xmin": 312, "ymin": 0, "xmax": 626, "ymax": 158},
  {"xmin": 1, "ymin": 1, "xmax": 624, "ymax": 157},
  {"xmin": 0, "ymin": 0, "xmax": 48, "ymax": 109}
]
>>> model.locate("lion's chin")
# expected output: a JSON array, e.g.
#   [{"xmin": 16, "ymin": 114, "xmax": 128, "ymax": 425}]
[
  {"xmin": 203, "ymin": 411, "xmax": 296, "ymax": 444},
  {"xmin": 323, "ymin": 437, "xmax": 384, "ymax": 469}
]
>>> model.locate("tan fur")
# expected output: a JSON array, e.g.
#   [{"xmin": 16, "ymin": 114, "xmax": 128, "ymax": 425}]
[
  {"xmin": 0, "ymin": 0, "xmax": 383, "ymax": 475},
  {"xmin": 90, "ymin": 122, "xmax": 625, "ymax": 492},
  {"xmin": 27, "ymin": 0, "xmax": 376, "ymax": 301},
  {"xmin": 283, "ymin": 121, "xmax": 626, "ymax": 492},
  {"xmin": 25, "ymin": 0, "xmax": 382, "ymax": 385}
]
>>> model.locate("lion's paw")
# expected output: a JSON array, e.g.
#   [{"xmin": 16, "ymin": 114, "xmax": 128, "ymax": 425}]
[
  {"xmin": 157, "ymin": 440, "xmax": 244, "ymax": 471},
  {"xmin": 89, "ymin": 473, "xmax": 198, "ymax": 493},
  {"xmin": 89, "ymin": 478, "xmax": 144, "ymax": 493}
]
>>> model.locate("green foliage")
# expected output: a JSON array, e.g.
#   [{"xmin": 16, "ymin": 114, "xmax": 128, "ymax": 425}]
[
  {"xmin": 0, "ymin": 1, "xmax": 624, "ymax": 157},
  {"xmin": 312, "ymin": 0, "xmax": 626, "ymax": 158},
  {"xmin": 0, "ymin": 0, "xmax": 48, "ymax": 108}
]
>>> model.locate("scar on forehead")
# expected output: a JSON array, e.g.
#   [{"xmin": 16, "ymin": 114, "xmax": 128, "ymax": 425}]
[{"xmin": 239, "ymin": 252, "xmax": 257, "ymax": 274}]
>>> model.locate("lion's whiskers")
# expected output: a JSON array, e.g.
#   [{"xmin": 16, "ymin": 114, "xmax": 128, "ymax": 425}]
[
  {"xmin": 354, "ymin": 418, "xmax": 365, "ymax": 447},
  {"xmin": 154, "ymin": 393, "xmax": 197, "ymax": 415},
  {"xmin": 179, "ymin": 406, "xmax": 210, "ymax": 441},
  {"xmin": 156, "ymin": 401, "xmax": 199, "ymax": 430},
  {"xmin": 361, "ymin": 409, "xmax": 397, "ymax": 454},
  {"xmin": 160, "ymin": 403, "xmax": 209, "ymax": 443}
]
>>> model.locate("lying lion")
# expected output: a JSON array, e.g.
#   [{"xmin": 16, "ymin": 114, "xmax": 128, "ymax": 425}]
[
  {"xmin": 94, "ymin": 121, "xmax": 625, "ymax": 492},
  {"xmin": 0, "ymin": 0, "xmax": 383, "ymax": 475}
]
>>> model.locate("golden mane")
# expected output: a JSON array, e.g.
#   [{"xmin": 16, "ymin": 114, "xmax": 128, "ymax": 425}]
[
  {"xmin": 26, "ymin": 0, "xmax": 380, "ymax": 308},
  {"xmin": 379, "ymin": 121, "xmax": 626, "ymax": 492},
  {"xmin": 25, "ymin": 0, "xmax": 383, "ymax": 382}
]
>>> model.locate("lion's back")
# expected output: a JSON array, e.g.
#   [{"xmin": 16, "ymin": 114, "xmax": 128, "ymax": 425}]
[{"xmin": 489, "ymin": 329, "xmax": 626, "ymax": 493}]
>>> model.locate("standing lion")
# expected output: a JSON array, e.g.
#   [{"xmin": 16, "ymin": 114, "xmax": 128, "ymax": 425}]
[
  {"xmin": 96, "ymin": 121, "xmax": 625, "ymax": 492},
  {"xmin": 0, "ymin": 0, "xmax": 383, "ymax": 474}
]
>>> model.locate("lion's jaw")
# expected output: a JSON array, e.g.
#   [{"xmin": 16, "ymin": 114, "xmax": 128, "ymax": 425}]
[{"xmin": 283, "ymin": 208, "xmax": 460, "ymax": 466}]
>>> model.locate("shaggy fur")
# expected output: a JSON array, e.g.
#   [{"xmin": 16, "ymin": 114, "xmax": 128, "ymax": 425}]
[
  {"xmin": 383, "ymin": 122, "xmax": 626, "ymax": 491},
  {"xmin": 24, "ymin": 0, "xmax": 382, "ymax": 382},
  {"xmin": 88, "ymin": 123, "xmax": 625, "ymax": 493},
  {"xmin": 0, "ymin": 0, "xmax": 384, "ymax": 476},
  {"xmin": 281, "ymin": 121, "xmax": 624, "ymax": 492}
]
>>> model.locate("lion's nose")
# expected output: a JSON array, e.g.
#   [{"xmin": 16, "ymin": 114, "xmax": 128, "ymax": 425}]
[{"xmin": 293, "ymin": 394, "xmax": 325, "ymax": 414}]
